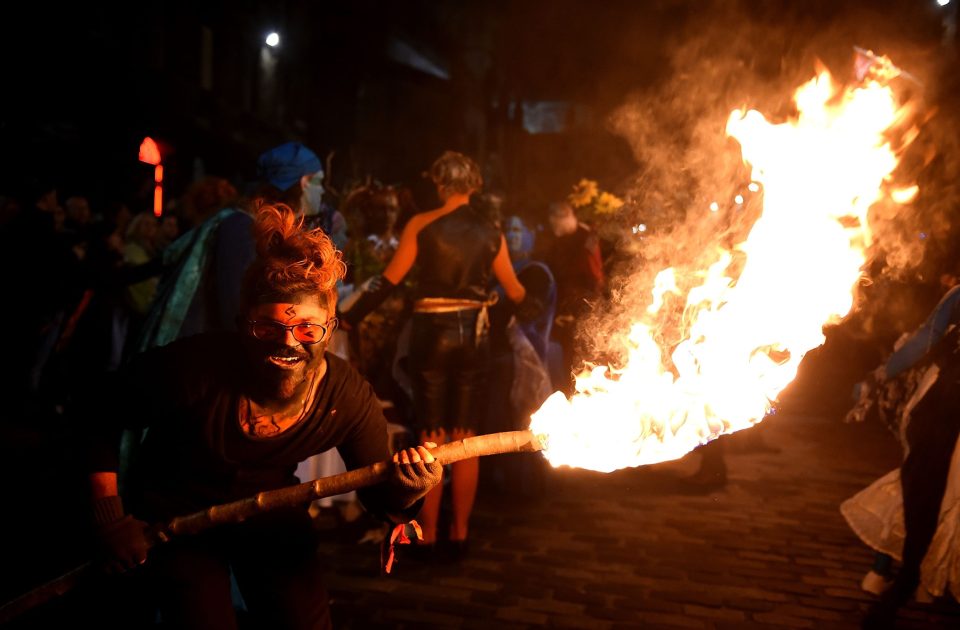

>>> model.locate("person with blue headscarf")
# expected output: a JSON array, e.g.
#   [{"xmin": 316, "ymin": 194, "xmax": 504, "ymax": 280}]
[
  {"xmin": 255, "ymin": 142, "xmax": 347, "ymax": 251},
  {"xmin": 502, "ymin": 215, "xmax": 559, "ymax": 370},
  {"xmin": 138, "ymin": 142, "xmax": 339, "ymax": 351}
]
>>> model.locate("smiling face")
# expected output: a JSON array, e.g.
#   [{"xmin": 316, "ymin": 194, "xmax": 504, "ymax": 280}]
[{"xmin": 242, "ymin": 293, "xmax": 332, "ymax": 401}]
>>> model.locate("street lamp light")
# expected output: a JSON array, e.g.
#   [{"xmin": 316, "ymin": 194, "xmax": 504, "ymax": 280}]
[{"xmin": 265, "ymin": 32, "xmax": 280, "ymax": 47}]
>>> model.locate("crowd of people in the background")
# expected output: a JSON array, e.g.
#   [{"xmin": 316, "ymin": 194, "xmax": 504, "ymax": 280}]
[
  {"xmin": 0, "ymin": 147, "xmax": 609, "ymax": 429},
  {"xmin": 0, "ymin": 143, "xmax": 612, "ymax": 623},
  {"xmin": 5, "ymin": 139, "xmax": 960, "ymax": 628}
]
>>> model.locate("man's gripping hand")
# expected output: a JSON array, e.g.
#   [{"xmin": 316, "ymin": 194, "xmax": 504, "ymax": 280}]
[
  {"xmin": 92, "ymin": 495, "xmax": 150, "ymax": 573},
  {"xmin": 389, "ymin": 443, "xmax": 443, "ymax": 509}
]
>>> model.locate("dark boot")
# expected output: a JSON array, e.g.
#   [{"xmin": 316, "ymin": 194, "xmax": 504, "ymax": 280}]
[
  {"xmin": 681, "ymin": 439, "xmax": 727, "ymax": 492},
  {"xmin": 861, "ymin": 569, "xmax": 917, "ymax": 629}
]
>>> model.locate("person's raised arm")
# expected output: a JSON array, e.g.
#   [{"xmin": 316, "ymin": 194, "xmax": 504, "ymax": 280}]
[
  {"xmin": 382, "ymin": 217, "xmax": 420, "ymax": 286},
  {"xmin": 494, "ymin": 236, "xmax": 553, "ymax": 323},
  {"xmin": 339, "ymin": 216, "xmax": 420, "ymax": 328},
  {"xmin": 492, "ymin": 235, "xmax": 526, "ymax": 304},
  {"xmin": 883, "ymin": 285, "xmax": 960, "ymax": 379}
]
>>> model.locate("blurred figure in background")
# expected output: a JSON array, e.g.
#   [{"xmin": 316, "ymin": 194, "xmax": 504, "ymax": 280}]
[
  {"xmin": 484, "ymin": 213, "xmax": 554, "ymax": 498},
  {"xmin": 846, "ymin": 268, "xmax": 960, "ymax": 626},
  {"xmin": 60, "ymin": 202, "xmax": 139, "ymax": 382},
  {"xmin": 122, "ymin": 212, "xmax": 160, "ymax": 337},
  {"xmin": 342, "ymin": 184, "xmax": 401, "ymax": 286},
  {"xmin": 63, "ymin": 195, "xmax": 93, "ymax": 251},
  {"xmin": 255, "ymin": 141, "xmax": 347, "ymax": 251},
  {"xmin": 340, "ymin": 184, "xmax": 406, "ymax": 401},
  {"xmin": 64, "ymin": 196, "xmax": 92, "ymax": 232},
  {"xmin": 136, "ymin": 176, "xmax": 246, "ymax": 351},
  {"xmin": 155, "ymin": 213, "xmax": 180, "ymax": 253},
  {"xmin": 0, "ymin": 178, "xmax": 82, "ymax": 409},
  {"xmin": 502, "ymin": 214, "xmax": 559, "ymax": 371},
  {"xmin": 180, "ymin": 176, "xmax": 238, "ymax": 231},
  {"xmin": 535, "ymin": 200, "xmax": 604, "ymax": 393},
  {"xmin": 341, "ymin": 151, "xmax": 529, "ymax": 561}
]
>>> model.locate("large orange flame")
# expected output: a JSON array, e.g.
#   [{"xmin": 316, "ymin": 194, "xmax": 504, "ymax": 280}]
[{"xmin": 530, "ymin": 69, "xmax": 915, "ymax": 472}]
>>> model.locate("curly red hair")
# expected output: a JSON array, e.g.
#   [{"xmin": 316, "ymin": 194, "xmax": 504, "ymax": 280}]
[{"xmin": 242, "ymin": 203, "xmax": 346, "ymax": 309}]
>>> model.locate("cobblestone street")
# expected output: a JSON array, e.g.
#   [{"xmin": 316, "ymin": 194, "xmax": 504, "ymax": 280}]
[{"xmin": 319, "ymin": 413, "xmax": 960, "ymax": 629}]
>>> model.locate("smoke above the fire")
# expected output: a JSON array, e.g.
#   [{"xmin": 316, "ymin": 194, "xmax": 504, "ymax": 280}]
[
  {"xmin": 586, "ymin": 0, "xmax": 960, "ymax": 367},
  {"xmin": 525, "ymin": 1, "xmax": 960, "ymax": 472}
]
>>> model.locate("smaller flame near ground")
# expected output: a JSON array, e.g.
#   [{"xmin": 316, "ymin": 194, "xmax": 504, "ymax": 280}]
[{"xmin": 530, "ymin": 67, "xmax": 916, "ymax": 473}]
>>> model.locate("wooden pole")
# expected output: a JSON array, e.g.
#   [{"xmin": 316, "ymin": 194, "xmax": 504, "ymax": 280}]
[{"xmin": 0, "ymin": 430, "xmax": 544, "ymax": 623}]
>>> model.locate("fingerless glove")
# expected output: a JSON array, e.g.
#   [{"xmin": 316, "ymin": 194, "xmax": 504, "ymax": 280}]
[
  {"xmin": 92, "ymin": 496, "xmax": 150, "ymax": 572},
  {"xmin": 388, "ymin": 460, "xmax": 443, "ymax": 509},
  {"xmin": 339, "ymin": 275, "xmax": 397, "ymax": 328}
]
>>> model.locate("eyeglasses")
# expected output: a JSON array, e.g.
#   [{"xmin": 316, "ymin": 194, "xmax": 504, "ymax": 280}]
[{"xmin": 246, "ymin": 319, "xmax": 336, "ymax": 344}]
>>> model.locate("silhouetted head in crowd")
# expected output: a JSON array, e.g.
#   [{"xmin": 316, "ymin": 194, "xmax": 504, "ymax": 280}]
[
  {"xmin": 65, "ymin": 196, "xmax": 92, "ymax": 229},
  {"xmin": 429, "ymin": 151, "xmax": 483, "ymax": 201},
  {"xmin": 25, "ymin": 177, "xmax": 59, "ymax": 214},
  {"xmin": 126, "ymin": 212, "xmax": 159, "ymax": 255},
  {"xmin": 182, "ymin": 176, "xmax": 238, "ymax": 229},
  {"xmin": 547, "ymin": 201, "xmax": 578, "ymax": 237},
  {"xmin": 343, "ymin": 184, "xmax": 400, "ymax": 237},
  {"xmin": 504, "ymin": 215, "xmax": 535, "ymax": 261},
  {"xmin": 156, "ymin": 214, "xmax": 180, "ymax": 250},
  {"xmin": 255, "ymin": 142, "xmax": 325, "ymax": 218}
]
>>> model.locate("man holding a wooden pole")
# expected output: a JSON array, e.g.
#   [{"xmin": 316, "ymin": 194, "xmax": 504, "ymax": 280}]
[{"xmin": 80, "ymin": 202, "xmax": 442, "ymax": 629}]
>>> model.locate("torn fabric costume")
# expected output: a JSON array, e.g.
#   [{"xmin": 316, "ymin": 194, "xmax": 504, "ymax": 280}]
[
  {"xmin": 843, "ymin": 285, "xmax": 960, "ymax": 600},
  {"xmin": 137, "ymin": 208, "xmax": 254, "ymax": 352}
]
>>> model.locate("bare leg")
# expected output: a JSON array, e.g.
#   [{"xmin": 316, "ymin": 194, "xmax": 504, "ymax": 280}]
[
  {"xmin": 448, "ymin": 428, "xmax": 478, "ymax": 541},
  {"xmin": 417, "ymin": 429, "xmax": 446, "ymax": 545}
]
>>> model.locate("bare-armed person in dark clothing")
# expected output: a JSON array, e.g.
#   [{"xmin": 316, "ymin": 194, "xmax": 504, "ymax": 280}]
[
  {"xmin": 339, "ymin": 151, "xmax": 536, "ymax": 563},
  {"xmin": 82, "ymin": 202, "xmax": 441, "ymax": 629}
]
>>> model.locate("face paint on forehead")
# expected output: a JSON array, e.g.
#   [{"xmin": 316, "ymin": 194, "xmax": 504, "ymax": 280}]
[{"xmin": 249, "ymin": 295, "xmax": 329, "ymax": 325}]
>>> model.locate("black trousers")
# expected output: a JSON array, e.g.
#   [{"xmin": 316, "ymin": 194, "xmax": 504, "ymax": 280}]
[
  {"xmin": 898, "ymin": 367, "xmax": 960, "ymax": 586},
  {"xmin": 149, "ymin": 507, "xmax": 331, "ymax": 630},
  {"xmin": 409, "ymin": 310, "xmax": 490, "ymax": 434}
]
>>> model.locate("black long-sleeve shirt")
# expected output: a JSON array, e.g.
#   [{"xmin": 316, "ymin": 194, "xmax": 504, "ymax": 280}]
[{"xmin": 85, "ymin": 333, "xmax": 402, "ymax": 523}]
